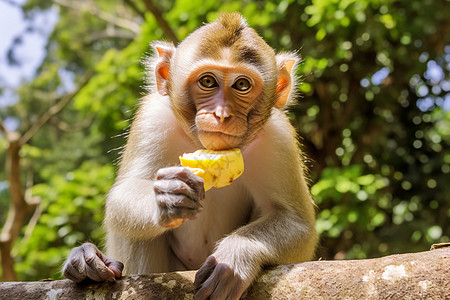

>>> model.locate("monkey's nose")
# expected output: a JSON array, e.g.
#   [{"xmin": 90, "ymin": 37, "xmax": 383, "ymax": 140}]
[{"xmin": 213, "ymin": 106, "xmax": 232, "ymax": 123}]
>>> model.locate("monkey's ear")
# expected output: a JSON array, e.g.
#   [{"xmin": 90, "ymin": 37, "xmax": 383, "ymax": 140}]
[
  {"xmin": 152, "ymin": 42, "xmax": 176, "ymax": 96},
  {"xmin": 274, "ymin": 53, "xmax": 300, "ymax": 109}
]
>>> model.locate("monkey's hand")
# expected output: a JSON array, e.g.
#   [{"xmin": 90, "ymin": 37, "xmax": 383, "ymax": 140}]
[
  {"xmin": 194, "ymin": 255, "xmax": 253, "ymax": 300},
  {"xmin": 62, "ymin": 243, "xmax": 124, "ymax": 282},
  {"xmin": 154, "ymin": 166, "xmax": 205, "ymax": 228}
]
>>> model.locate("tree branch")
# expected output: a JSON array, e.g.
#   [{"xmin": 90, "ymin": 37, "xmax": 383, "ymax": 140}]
[
  {"xmin": 49, "ymin": 114, "xmax": 94, "ymax": 132},
  {"xmin": 19, "ymin": 71, "xmax": 93, "ymax": 146},
  {"xmin": 12, "ymin": 199, "xmax": 41, "ymax": 257},
  {"xmin": 0, "ymin": 131, "xmax": 28, "ymax": 281},
  {"xmin": 141, "ymin": 0, "xmax": 179, "ymax": 44},
  {"xmin": 0, "ymin": 120, "xmax": 6, "ymax": 135},
  {"xmin": 0, "ymin": 247, "xmax": 448, "ymax": 298},
  {"xmin": 123, "ymin": 0, "xmax": 145, "ymax": 18},
  {"xmin": 53, "ymin": 0, "xmax": 141, "ymax": 35},
  {"xmin": 0, "ymin": 71, "xmax": 92, "ymax": 281}
]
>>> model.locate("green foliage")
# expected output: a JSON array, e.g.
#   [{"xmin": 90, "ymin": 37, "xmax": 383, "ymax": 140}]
[
  {"xmin": 294, "ymin": 0, "xmax": 450, "ymax": 259},
  {"xmin": 13, "ymin": 162, "xmax": 114, "ymax": 280},
  {"xmin": 312, "ymin": 165, "xmax": 390, "ymax": 258},
  {"xmin": 73, "ymin": 16, "xmax": 164, "ymax": 134},
  {"xmin": 1, "ymin": 0, "xmax": 449, "ymax": 280}
]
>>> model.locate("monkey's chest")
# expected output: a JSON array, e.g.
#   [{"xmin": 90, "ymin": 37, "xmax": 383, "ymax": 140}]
[
  {"xmin": 169, "ymin": 186, "xmax": 252, "ymax": 269},
  {"xmin": 169, "ymin": 221, "xmax": 219, "ymax": 269}
]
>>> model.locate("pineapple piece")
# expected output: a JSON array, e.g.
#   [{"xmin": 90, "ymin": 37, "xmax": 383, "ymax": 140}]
[
  {"xmin": 179, "ymin": 148, "xmax": 244, "ymax": 191},
  {"xmin": 164, "ymin": 219, "xmax": 184, "ymax": 229},
  {"xmin": 163, "ymin": 149, "xmax": 244, "ymax": 229}
]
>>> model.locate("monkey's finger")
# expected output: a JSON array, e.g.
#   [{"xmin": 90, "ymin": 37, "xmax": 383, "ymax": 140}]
[
  {"xmin": 195, "ymin": 262, "xmax": 235, "ymax": 300},
  {"xmin": 62, "ymin": 246, "xmax": 90, "ymax": 282},
  {"xmin": 156, "ymin": 193, "xmax": 202, "ymax": 211},
  {"xmin": 194, "ymin": 256, "xmax": 217, "ymax": 288},
  {"xmin": 170, "ymin": 206, "xmax": 202, "ymax": 221},
  {"xmin": 85, "ymin": 263, "xmax": 115, "ymax": 282},
  {"xmin": 228, "ymin": 281, "xmax": 247, "ymax": 300},
  {"xmin": 158, "ymin": 200, "xmax": 202, "ymax": 227},
  {"xmin": 195, "ymin": 275, "xmax": 220, "ymax": 300},
  {"xmin": 216, "ymin": 273, "xmax": 247, "ymax": 300},
  {"xmin": 209, "ymin": 265, "xmax": 240, "ymax": 300},
  {"xmin": 156, "ymin": 166, "xmax": 198, "ymax": 181},
  {"xmin": 100, "ymin": 253, "xmax": 124, "ymax": 278},
  {"xmin": 182, "ymin": 169, "xmax": 206, "ymax": 201},
  {"xmin": 82, "ymin": 245, "xmax": 116, "ymax": 282},
  {"xmin": 62, "ymin": 261, "xmax": 87, "ymax": 283},
  {"xmin": 156, "ymin": 167, "xmax": 205, "ymax": 199},
  {"xmin": 156, "ymin": 167, "xmax": 205, "ymax": 200},
  {"xmin": 154, "ymin": 179, "xmax": 200, "ymax": 202}
]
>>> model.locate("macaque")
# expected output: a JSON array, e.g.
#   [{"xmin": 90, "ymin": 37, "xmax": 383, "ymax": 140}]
[{"xmin": 63, "ymin": 12, "xmax": 317, "ymax": 300}]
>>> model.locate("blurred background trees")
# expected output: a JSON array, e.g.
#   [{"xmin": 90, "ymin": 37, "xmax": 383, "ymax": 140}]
[{"xmin": 0, "ymin": 0, "xmax": 449, "ymax": 281}]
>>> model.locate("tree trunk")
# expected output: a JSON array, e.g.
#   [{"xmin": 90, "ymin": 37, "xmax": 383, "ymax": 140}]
[
  {"xmin": 0, "ymin": 246, "xmax": 448, "ymax": 299},
  {"xmin": 0, "ymin": 73, "xmax": 92, "ymax": 281},
  {"xmin": 0, "ymin": 133, "xmax": 33, "ymax": 281}
]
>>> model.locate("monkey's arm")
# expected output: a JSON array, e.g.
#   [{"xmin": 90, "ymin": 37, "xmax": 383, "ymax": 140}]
[
  {"xmin": 195, "ymin": 177, "xmax": 316, "ymax": 299},
  {"xmin": 195, "ymin": 182, "xmax": 316, "ymax": 300},
  {"xmin": 63, "ymin": 96, "xmax": 204, "ymax": 282},
  {"xmin": 195, "ymin": 112, "xmax": 317, "ymax": 299},
  {"xmin": 195, "ymin": 209, "xmax": 316, "ymax": 299},
  {"xmin": 105, "ymin": 178, "xmax": 168, "ymax": 239},
  {"xmin": 105, "ymin": 167, "xmax": 204, "ymax": 240},
  {"xmin": 104, "ymin": 96, "xmax": 204, "ymax": 240}
]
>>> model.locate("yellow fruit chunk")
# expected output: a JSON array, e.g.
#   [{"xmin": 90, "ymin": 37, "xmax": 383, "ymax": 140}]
[
  {"xmin": 163, "ymin": 149, "xmax": 244, "ymax": 229},
  {"xmin": 164, "ymin": 219, "xmax": 185, "ymax": 228},
  {"xmin": 179, "ymin": 148, "xmax": 244, "ymax": 191}
]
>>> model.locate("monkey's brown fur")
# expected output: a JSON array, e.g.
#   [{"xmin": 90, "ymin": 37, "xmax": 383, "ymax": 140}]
[{"xmin": 63, "ymin": 13, "xmax": 317, "ymax": 300}]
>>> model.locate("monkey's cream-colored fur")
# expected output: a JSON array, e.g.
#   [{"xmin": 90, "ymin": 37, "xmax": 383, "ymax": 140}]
[
  {"xmin": 63, "ymin": 13, "xmax": 317, "ymax": 300},
  {"xmin": 105, "ymin": 96, "xmax": 317, "ymax": 273}
]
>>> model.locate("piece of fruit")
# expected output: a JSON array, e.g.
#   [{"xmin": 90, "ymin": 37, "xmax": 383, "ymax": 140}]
[
  {"xmin": 179, "ymin": 148, "xmax": 244, "ymax": 191},
  {"xmin": 164, "ymin": 219, "xmax": 184, "ymax": 229},
  {"xmin": 163, "ymin": 149, "xmax": 244, "ymax": 229}
]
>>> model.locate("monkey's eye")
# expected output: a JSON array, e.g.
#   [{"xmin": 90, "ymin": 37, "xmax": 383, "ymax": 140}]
[
  {"xmin": 199, "ymin": 75, "xmax": 218, "ymax": 88},
  {"xmin": 232, "ymin": 78, "xmax": 251, "ymax": 92}
]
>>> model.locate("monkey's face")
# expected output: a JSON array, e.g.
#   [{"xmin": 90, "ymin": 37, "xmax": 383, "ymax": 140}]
[
  {"xmin": 160, "ymin": 15, "xmax": 293, "ymax": 151},
  {"xmin": 185, "ymin": 62, "xmax": 266, "ymax": 150}
]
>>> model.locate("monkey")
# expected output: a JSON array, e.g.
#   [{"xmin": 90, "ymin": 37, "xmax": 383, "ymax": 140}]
[{"xmin": 62, "ymin": 12, "xmax": 317, "ymax": 300}]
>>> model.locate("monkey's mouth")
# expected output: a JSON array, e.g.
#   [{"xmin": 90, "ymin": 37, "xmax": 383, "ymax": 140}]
[
  {"xmin": 197, "ymin": 130, "xmax": 244, "ymax": 150},
  {"xmin": 198, "ymin": 129, "xmax": 242, "ymax": 138}
]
